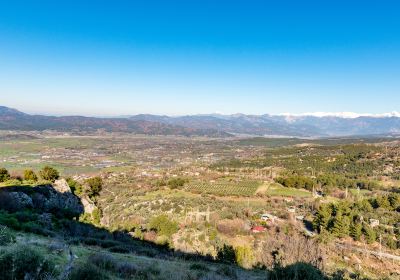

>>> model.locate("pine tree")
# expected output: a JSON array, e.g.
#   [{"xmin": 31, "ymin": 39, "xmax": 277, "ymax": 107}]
[
  {"xmin": 349, "ymin": 222, "xmax": 362, "ymax": 241},
  {"xmin": 313, "ymin": 204, "xmax": 332, "ymax": 233},
  {"xmin": 363, "ymin": 225, "xmax": 376, "ymax": 244},
  {"xmin": 331, "ymin": 214, "xmax": 350, "ymax": 238}
]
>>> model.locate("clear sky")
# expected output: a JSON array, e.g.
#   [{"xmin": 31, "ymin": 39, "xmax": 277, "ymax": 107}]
[{"xmin": 1, "ymin": 0, "xmax": 400, "ymax": 116}]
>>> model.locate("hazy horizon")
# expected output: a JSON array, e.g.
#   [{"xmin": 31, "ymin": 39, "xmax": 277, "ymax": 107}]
[{"xmin": 3, "ymin": 104, "xmax": 400, "ymax": 119}]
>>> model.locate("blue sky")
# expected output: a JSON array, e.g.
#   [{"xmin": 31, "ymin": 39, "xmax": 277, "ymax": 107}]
[{"xmin": 1, "ymin": 0, "xmax": 400, "ymax": 116}]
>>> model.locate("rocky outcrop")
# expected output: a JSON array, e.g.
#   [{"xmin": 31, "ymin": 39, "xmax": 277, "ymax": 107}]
[
  {"xmin": 0, "ymin": 184, "xmax": 83, "ymax": 217},
  {"xmin": 81, "ymin": 195, "xmax": 96, "ymax": 214},
  {"xmin": 7, "ymin": 192, "xmax": 33, "ymax": 208},
  {"xmin": 53, "ymin": 179, "xmax": 71, "ymax": 193}
]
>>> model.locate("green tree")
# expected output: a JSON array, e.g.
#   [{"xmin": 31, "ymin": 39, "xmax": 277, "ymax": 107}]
[
  {"xmin": 363, "ymin": 225, "xmax": 376, "ymax": 244},
  {"xmin": 331, "ymin": 214, "xmax": 350, "ymax": 238},
  {"xmin": 39, "ymin": 166, "xmax": 59, "ymax": 182},
  {"xmin": 23, "ymin": 169, "xmax": 38, "ymax": 182},
  {"xmin": 167, "ymin": 177, "xmax": 187, "ymax": 189},
  {"xmin": 235, "ymin": 246, "xmax": 255, "ymax": 269},
  {"xmin": 349, "ymin": 222, "xmax": 362, "ymax": 241},
  {"xmin": 85, "ymin": 177, "xmax": 103, "ymax": 198},
  {"xmin": 216, "ymin": 244, "xmax": 236, "ymax": 264},
  {"xmin": 0, "ymin": 168, "xmax": 10, "ymax": 182},
  {"xmin": 376, "ymin": 196, "xmax": 391, "ymax": 210},
  {"xmin": 148, "ymin": 214, "xmax": 178, "ymax": 238},
  {"xmin": 66, "ymin": 177, "xmax": 83, "ymax": 195},
  {"xmin": 388, "ymin": 194, "xmax": 400, "ymax": 211},
  {"xmin": 313, "ymin": 204, "xmax": 332, "ymax": 232}
]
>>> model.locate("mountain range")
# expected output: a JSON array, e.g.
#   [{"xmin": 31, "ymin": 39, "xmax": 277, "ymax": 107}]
[{"xmin": 1, "ymin": 106, "xmax": 400, "ymax": 137}]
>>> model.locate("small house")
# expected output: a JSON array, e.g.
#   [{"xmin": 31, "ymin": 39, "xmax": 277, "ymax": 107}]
[{"xmin": 261, "ymin": 213, "xmax": 277, "ymax": 222}]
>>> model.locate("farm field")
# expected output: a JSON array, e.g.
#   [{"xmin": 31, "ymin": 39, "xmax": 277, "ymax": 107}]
[
  {"xmin": 262, "ymin": 183, "xmax": 312, "ymax": 198},
  {"xmin": 184, "ymin": 180, "xmax": 262, "ymax": 196}
]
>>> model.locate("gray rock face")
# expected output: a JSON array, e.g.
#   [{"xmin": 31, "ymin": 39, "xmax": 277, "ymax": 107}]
[
  {"xmin": 81, "ymin": 196, "xmax": 96, "ymax": 214},
  {"xmin": 53, "ymin": 179, "xmax": 71, "ymax": 193},
  {"xmin": 0, "ymin": 184, "xmax": 83, "ymax": 217},
  {"xmin": 8, "ymin": 192, "xmax": 33, "ymax": 208}
]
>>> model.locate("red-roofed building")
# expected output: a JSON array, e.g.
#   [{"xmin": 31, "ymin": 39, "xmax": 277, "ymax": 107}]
[{"xmin": 251, "ymin": 225, "xmax": 266, "ymax": 233}]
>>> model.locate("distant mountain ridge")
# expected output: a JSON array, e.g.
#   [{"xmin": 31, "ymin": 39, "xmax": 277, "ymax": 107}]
[
  {"xmin": 0, "ymin": 106, "xmax": 230, "ymax": 137},
  {"xmin": 1, "ymin": 106, "xmax": 400, "ymax": 137}
]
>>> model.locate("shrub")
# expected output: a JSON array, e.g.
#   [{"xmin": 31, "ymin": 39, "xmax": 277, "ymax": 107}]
[
  {"xmin": 109, "ymin": 245, "xmax": 130, "ymax": 253},
  {"xmin": 66, "ymin": 177, "xmax": 83, "ymax": 195},
  {"xmin": 216, "ymin": 265, "xmax": 237, "ymax": 279},
  {"xmin": 0, "ymin": 211, "xmax": 20, "ymax": 230},
  {"xmin": 0, "ymin": 168, "xmax": 10, "ymax": 183},
  {"xmin": 217, "ymin": 244, "xmax": 236, "ymax": 264},
  {"xmin": 0, "ymin": 225, "xmax": 16, "ymax": 245},
  {"xmin": 0, "ymin": 245, "xmax": 57, "ymax": 280},
  {"xmin": 269, "ymin": 262, "xmax": 326, "ymax": 280},
  {"xmin": 190, "ymin": 263, "xmax": 209, "ymax": 271},
  {"xmin": 89, "ymin": 253, "xmax": 138, "ymax": 278},
  {"xmin": 69, "ymin": 263, "xmax": 110, "ymax": 280},
  {"xmin": 167, "ymin": 177, "xmax": 187, "ymax": 189},
  {"xmin": 88, "ymin": 253, "xmax": 117, "ymax": 271},
  {"xmin": 23, "ymin": 169, "xmax": 38, "ymax": 182},
  {"xmin": 235, "ymin": 246, "xmax": 255, "ymax": 269},
  {"xmin": 85, "ymin": 177, "xmax": 103, "ymax": 198},
  {"xmin": 39, "ymin": 166, "xmax": 59, "ymax": 182},
  {"xmin": 148, "ymin": 215, "xmax": 178, "ymax": 238},
  {"xmin": 22, "ymin": 221, "xmax": 54, "ymax": 236}
]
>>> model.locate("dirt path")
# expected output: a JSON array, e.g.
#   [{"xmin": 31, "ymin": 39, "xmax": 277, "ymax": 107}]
[{"xmin": 336, "ymin": 242, "xmax": 400, "ymax": 261}]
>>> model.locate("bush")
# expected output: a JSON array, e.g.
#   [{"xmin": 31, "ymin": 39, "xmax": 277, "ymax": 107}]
[
  {"xmin": 39, "ymin": 166, "xmax": 59, "ymax": 182},
  {"xmin": 23, "ymin": 169, "xmax": 38, "ymax": 182},
  {"xmin": 148, "ymin": 215, "xmax": 178, "ymax": 238},
  {"xmin": 269, "ymin": 262, "xmax": 326, "ymax": 280},
  {"xmin": 0, "ymin": 211, "xmax": 20, "ymax": 230},
  {"xmin": 66, "ymin": 177, "xmax": 83, "ymax": 195},
  {"xmin": 0, "ymin": 245, "xmax": 57, "ymax": 280},
  {"xmin": 0, "ymin": 225, "xmax": 16, "ymax": 245},
  {"xmin": 0, "ymin": 168, "xmax": 10, "ymax": 183},
  {"xmin": 190, "ymin": 263, "xmax": 209, "ymax": 271},
  {"xmin": 217, "ymin": 244, "xmax": 236, "ymax": 264},
  {"xmin": 109, "ymin": 245, "xmax": 130, "ymax": 253},
  {"xmin": 167, "ymin": 177, "xmax": 187, "ymax": 189},
  {"xmin": 88, "ymin": 253, "xmax": 117, "ymax": 271},
  {"xmin": 85, "ymin": 177, "xmax": 103, "ymax": 198},
  {"xmin": 22, "ymin": 221, "xmax": 54, "ymax": 236},
  {"xmin": 235, "ymin": 246, "xmax": 255, "ymax": 269},
  {"xmin": 69, "ymin": 263, "xmax": 110, "ymax": 280},
  {"xmin": 89, "ymin": 253, "xmax": 138, "ymax": 278}
]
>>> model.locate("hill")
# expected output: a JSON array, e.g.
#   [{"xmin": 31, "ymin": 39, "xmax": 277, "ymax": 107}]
[
  {"xmin": 2, "ymin": 106, "xmax": 400, "ymax": 137},
  {"xmin": 0, "ymin": 106, "xmax": 230, "ymax": 137}
]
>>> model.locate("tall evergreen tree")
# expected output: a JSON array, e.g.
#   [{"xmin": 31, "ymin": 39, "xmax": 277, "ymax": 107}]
[
  {"xmin": 363, "ymin": 225, "xmax": 376, "ymax": 244},
  {"xmin": 349, "ymin": 222, "xmax": 362, "ymax": 241},
  {"xmin": 331, "ymin": 215, "xmax": 350, "ymax": 238},
  {"xmin": 313, "ymin": 204, "xmax": 332, "ymax": 233}
]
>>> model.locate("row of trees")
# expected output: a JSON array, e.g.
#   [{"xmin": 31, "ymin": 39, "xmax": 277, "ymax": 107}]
[
  {"xmin": 0, "ymin": 167, "xmax": 103, "ymax": 200},
  {"xmin": 275, "ymin": 173, "xmax": 381, "ymax": 193},
  {"xmin": 0, "ymin": 166, "xmax": 59, "ymax": 184}
]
